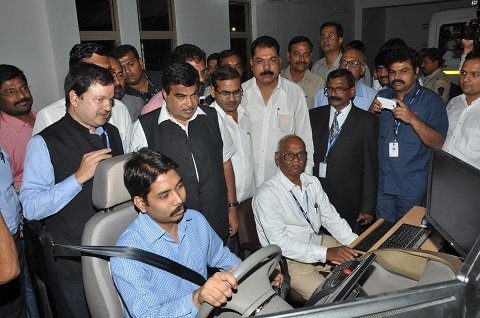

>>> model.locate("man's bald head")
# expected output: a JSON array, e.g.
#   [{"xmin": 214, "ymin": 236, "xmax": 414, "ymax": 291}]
[{"xmin": 277, "ymin": 134, "xmax": 305, "ymax": 152}]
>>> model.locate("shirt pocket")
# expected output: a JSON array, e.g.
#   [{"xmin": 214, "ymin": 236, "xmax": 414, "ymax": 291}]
[
  {"xmin": 463, "ymin": 127, "xmax": 480, "ymax": 153},
  {"xmin": 274, "ymin": 111, "xmax": 293, "ymax": 131}
]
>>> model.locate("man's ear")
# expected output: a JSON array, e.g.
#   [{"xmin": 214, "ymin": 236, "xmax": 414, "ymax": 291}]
[
  {"xmin": 133, "ymin": 196, "xmax": 148, "ymax": 214},
  {"xmin": 250, "ymin": 58, "xmax": 254, "ymax": 69},
  {"xmin": 275, "ymin": 152, "xmax": 280, "ymax": 166},
  {"xmin": 161, "ymin": 88, "xmax": 167, "ymax": 100},
  {"xmin": 414, "ymin": 67, "xmax": 420, "ymax": 78},
  {"xmin": 69, "ymin": 90, "xmax": 79, "ymax": 109},
  {"xmin": 339, "ymin": 37, "xmax": 344, "ymax": 46},
  {"xmin": 139, "ymin": 58, "xmax": 145, "ymax": 70},
  {"xmin": 209, "ymin": 85, "xmax": 216, "ymax": 98}
]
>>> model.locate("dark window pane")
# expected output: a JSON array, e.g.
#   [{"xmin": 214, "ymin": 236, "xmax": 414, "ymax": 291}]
[
  {"xmin": 230, "ymin": 38, "xmax": 250, "ymax": 80},
  {"xmin": 137, "ymin": 0, "xmax": 172, "ymax": 31},
  {"xmin": 80, "ymin": 40, "xmax": 116, "ymax": 52},
  {"xmin": 76, "ymin": 0, "xmax": 114, "ymax": 31},
  {"xmin": 229, "ymin": 3, "xmax": 247, "ymax": 32},
  {"xmin": 141, "ymin": 39, "xmax": 172, "ymax": 71}
]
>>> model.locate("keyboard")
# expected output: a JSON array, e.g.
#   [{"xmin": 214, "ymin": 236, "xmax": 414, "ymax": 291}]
[
  {"xmin": 378, "ymin": 223, "xmax": 432, "ymax": 249},
  {"xmin": 354, "ymin": 221, "xmax": 394, "ymax": 252}
]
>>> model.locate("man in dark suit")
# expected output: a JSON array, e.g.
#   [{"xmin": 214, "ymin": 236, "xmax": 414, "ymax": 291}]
[{"xmin": 309, "ymin": 68, "xmax": 378, "ymax": 229}]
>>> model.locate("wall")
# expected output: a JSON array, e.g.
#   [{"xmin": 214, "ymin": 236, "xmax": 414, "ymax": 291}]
[
  {"xmin": 0, "ymin": 0, "xmax": 78, "ymax": 110},
  {"xmin": 252, "ymin": 0, "xmax": 355, "ymax": 67},
  {"xmin": 174, "ymin": 0, "xmax": 231, "ymax": 56}
]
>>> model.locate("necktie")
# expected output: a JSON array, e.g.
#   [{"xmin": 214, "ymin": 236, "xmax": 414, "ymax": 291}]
[{"xmin": 329, "ymin": 110, "xmax": 341, "ymax": 140}]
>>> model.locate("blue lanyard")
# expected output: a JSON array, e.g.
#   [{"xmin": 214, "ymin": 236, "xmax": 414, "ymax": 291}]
[
  {"xmin": 289, "ymin": 190, "xmax": 320, "ymax": 235},
  {"xmin": 325, "ymin": 132, "xmax": 340, "ymax": 161},
  {"xmin": 392, "ymin": 87, "xmax": 421, "ymax": 140}
]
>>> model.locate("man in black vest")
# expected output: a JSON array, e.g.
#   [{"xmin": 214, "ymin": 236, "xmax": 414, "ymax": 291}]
[
  {"xmin": 129, "ymin": 62, "xmax": 239, "ymax": 241},
  {"xmin": 20, "ymin": 63, "xmax": 124, "ymax": 317}
]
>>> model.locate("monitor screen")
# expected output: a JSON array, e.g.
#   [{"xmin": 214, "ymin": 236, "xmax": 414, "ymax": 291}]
[{"xmin": 426, "ymin": 149, "xmax": 480, "ymax": 257}]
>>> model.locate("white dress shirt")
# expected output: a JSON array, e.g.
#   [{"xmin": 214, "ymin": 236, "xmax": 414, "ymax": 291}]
[
  {"xmin": 253, "ymin": 169, "xmax": 357, "ymax": 263},
  {"xmin": 328, "ymin": 102, "xmax": 352, "ymax": 129},
  {"xmin": 242, "ymin": 76, "xmax": 314, "ymax": 187},
  {"xmin": 443, "ymin": 94, "xmax": 480, "ymax": 169},
  {"xmin": 129, "ymin": 106, "xmax": 236, "ymax": 180},
  {"xmin": 212, "ymin": 102, "xmax": 255, "ymax": 202},
  {"xmin": 32, "ymin": 98, "xmax": 132, "ymax": 151}
]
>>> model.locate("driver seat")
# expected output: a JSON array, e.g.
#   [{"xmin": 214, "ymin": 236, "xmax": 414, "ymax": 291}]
[{"xmin": 81, "ymin": 153, "xmax": 134, "ymax": 318}]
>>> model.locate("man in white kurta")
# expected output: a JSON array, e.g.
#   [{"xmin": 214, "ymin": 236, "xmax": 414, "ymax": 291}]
[{"xmin": 242, "ymin": 36, "xmax": 314, "ymax": 187}]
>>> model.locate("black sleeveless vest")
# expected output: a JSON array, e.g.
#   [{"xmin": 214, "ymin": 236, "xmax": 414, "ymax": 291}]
[
  {"xmin": 39, "ymin": 112, "xmax": 123, "ymax": 281},
  {"xmin": 139, "ymin": 106, "xmax": 229, "ymax": 238}
]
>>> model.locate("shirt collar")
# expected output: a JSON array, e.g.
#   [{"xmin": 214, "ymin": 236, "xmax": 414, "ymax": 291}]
[
  {"xmin": 399, "ymin": 82, "xmax": 421, "ymax": 100},
  {"xmin": 460, "ymin": 93, "xmax": 480, "ymax": 107},
  {"xmin": 212, "ymin": 101, "xmax": 247, "ymax": 122},
  {"xmin": 0, "ymin": 111, "xmax": 36, "ymax": 129},
  {"xmin": 253, "ymin": 74, "xmax": 283, "ymax": 93},
  {"xmin": 276, "ymin": 168, "xmax": 312, "ymax": 192},
  {"xmin": 64, "ymin": 111, "xmax": 105, "ymax": 135},
  {"xmin": 157, "ymin": 105, "xmax": 206, "ymax": 126},
  {"xmin": 282, "ymin": 66, "xmax": 310, "ymax": 83},
  {"xmin": 138, "ymin": 210, "xmax": 194, "ymax": 244}
]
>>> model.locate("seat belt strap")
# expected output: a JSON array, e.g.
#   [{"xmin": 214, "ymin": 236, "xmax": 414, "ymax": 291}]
[{"xmin": 55, "ymin": 244, "xmax": 207, "ymax": 287}]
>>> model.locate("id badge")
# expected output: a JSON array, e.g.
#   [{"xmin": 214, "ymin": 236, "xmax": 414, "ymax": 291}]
[
  {"xmin": 389, "ymin": 142, "xmax": 399, "ymax": 157},
  {"xmin": 318, "ymin": 162, "xmax": 327, "ymax": 178}
]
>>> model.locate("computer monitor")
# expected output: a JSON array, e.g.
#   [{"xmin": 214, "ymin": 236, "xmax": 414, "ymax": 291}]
[{"xmin": 426, "ymin": 149, "xmax": 480, "ymax": 257}]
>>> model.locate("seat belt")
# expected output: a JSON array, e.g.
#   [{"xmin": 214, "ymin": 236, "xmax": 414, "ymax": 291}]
[{"xmin": 54, "ymin": 244, "xmax": 207, "ymax": 287}]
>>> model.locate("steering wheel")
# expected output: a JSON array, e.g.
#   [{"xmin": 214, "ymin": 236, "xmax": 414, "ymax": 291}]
[{"xmin": 196, "ymin": 245, "xmax": 292, "ymax": 318}]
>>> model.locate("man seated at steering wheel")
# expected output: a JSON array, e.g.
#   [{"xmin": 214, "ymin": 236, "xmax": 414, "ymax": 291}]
[
  {"xmin": 110, "ymin": 147, "xmax": 241, "ymax": 317},
  {"xmin": 253, "ymin": 135, "xmax": 358, "ymax": 301}
]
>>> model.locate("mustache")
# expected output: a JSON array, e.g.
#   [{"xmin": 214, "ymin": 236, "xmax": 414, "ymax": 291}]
[
  {"xmin": 295, "ymin": 61, "xmax": 308, "ymax": 65},
  {"xmin": 391, "ymin": 79, "xmax": 405, "ymax": 85},
  {"xmin": 14, "ymin": 98, "xmax": 31, "ymax": 106},
  {"xmin": 169, "ymin": 204, "xmax": 185, "ymax": 217},
  {"xmin": 260, "ymin": 71, "xmax": 274, "ymax": 76},
  {"xmin": 328, "ymin": 96, "xmax": 342, "ymax": 102}
]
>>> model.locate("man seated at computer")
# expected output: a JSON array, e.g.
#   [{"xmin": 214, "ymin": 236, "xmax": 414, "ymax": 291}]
[
  {"xmin": 253, "ymin": 135, "xmax": 358, "ymax": 301},
  {"xmin": 111, "ymin": 148, "xmax": 283, "ymax": 317}
]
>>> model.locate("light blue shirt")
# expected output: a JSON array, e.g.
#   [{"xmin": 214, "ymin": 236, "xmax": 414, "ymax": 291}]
[
  {"xmin": 111, "ymin": 209, "xmax": 241, "ymax": 318},
  {"xmin": 0, "ymin": 146, "xmax": 21, "ymax": 234},
  {"xmin": 313, "ymin": 82, "xmax": 377, "ymax": 111},
  {"xmin": 19, "ymin": 126, "xmax": 108, "ymax": 220}
]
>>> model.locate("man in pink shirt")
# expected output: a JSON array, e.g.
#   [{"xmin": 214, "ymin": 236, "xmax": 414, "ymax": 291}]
[{"xmin": 0, "ymin": 65, "xmax": 36, "ymax": 191}]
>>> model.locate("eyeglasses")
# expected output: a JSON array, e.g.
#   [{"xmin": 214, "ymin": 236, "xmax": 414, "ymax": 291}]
[
  {"xmin": 0, "ymin": 85, "xmax": 31, "ymax": 97},
  {"xmin": 292, "ymin": 51, "xmax": 312, "ymax": 58},
  {"xmin": 320, "ymin": 33, "xmax": 337, "ymax": 41},
  {"xmin": 324, "ymin": 86, "xmax": 353, "ymax": 96},
  {"xmin": 254, "ymin": 57, "xmax": 279, "ymax": 65},
  {"xmin": 339, "ymin": 60, "xmax": 364, "ymax": 68},
  {"xmin": 215, "ymin": 88, "xmax": 243, "ymax": 98},
  {"xmin": 280, "ymin": 151, "xmax": 308, "ymax": 161}
]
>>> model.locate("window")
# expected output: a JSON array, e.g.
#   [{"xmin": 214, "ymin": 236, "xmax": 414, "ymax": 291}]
[
  {"xmin": 229, "ymin": 1, "xmax": 252, "ymax": 77},
  {"xmin": 76, "ymin": 0, "xmax": 120, "ymax": 46},
  {"xmin": 137, "ymin": 0, "xmax": 176, "ymax": 71}
]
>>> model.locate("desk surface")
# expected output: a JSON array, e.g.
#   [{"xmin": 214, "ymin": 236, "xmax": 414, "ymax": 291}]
[{"xmin": 349, "ymin": 206, "xmax": 442, "ymax": 253}]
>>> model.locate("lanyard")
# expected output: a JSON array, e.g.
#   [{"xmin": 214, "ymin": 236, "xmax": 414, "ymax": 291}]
[
  {"xmin": 289, "ymin": 190, "xmax": 320, "ymax": 235},
  {"xmin": 325, "ymin": 129, "xmax": 341, "ymax": 161},
  {"xmin": 392, "ymin": 87, "xmax": 421, "ymax": 140}
]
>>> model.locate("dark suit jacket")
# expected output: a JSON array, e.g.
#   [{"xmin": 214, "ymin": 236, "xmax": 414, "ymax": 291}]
[{"xmin": 309, "ymin": 104, "xmax": 379, "ymax": 226}]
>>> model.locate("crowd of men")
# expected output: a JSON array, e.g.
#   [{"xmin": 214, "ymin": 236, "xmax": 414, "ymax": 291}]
[{"xmin": 1, "ymin": 19, "xmax": 480, "ymax": 317}]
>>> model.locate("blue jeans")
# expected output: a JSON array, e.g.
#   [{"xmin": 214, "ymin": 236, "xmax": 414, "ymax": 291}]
[{"xmin": 376, "ymin": 190, "xmax": 426, "ymax": 222}]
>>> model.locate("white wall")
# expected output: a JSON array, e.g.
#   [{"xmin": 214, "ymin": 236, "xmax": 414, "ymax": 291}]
[
  {"xmin": 252, "ymin": 0, "xmax": 355, "ymax": 67},
  {"xmin": 174, "ymin": 0, "xmax": 231, "ymax": 56},
  {"xmin": 0, "ymin": 0, "xmax": 78, "ymax": 110}
]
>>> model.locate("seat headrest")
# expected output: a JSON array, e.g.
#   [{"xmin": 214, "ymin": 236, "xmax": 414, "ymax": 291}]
[{"xmin": 92, "ymin": 153, "xmax": 132, "ymax": 209}]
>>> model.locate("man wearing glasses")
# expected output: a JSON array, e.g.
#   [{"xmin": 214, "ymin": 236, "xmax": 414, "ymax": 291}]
[
  {"xmin": 129, "ymin": 62, "xmax": 239, "ymax": 242},
  {"xmin": 310, "ymin": 69, "xmax": 378, "ymax": 229},
  {"xmin": 210, "ymin": 66, "xmax": 255, "ymax": 204},
  {"xmin": 314, "ymin": 48, "xmax": 377, "ymax": 111},
  {"xmin": 253, "ymin": 134, "xmax": 357, "ymax": 301},
  {"xmin": 242, "ymin": 36, "xmax": 314, "ymax": 187},
  {"xmin": 311, "ymin": 22, "xmax": 344, "ymax": 80},
  {"xmin": 281, "ymin": 36, "xmax": 325, "ymax": 109}
]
